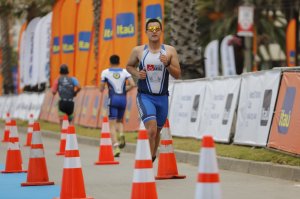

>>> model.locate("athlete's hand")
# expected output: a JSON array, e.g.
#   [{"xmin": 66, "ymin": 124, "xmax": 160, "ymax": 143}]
[
  {"xmin": 138, "ymin": 69, "xmax": 147, "ymax": 80},
  {"xmin": 159, "ymin": 53, "xmax": 170, "ymax": 67}
]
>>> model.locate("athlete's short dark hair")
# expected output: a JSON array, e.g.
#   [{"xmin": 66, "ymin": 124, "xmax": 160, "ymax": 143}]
[
  {"xmin": 60, "ymin": 64, "xmax": 69, "ymax": 75},
  {"xmin": 110, "ymin": 55, "xmax": 120, "ymax": 65},
  {"xmin": 145, "ymin": 18, "xmax": 162, "ymax": 31}
]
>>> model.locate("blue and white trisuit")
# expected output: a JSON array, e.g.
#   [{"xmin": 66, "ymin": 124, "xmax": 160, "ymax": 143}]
[
  {"xmin": 137, "ymin": 44, "xmax": 169, "ymax": 128},
  {"xmin": 101, "ymin": 68, "xmax": 132, "ymax": 120}
]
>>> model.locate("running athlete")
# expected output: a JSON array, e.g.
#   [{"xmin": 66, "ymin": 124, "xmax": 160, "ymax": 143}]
[
  {"xmin": 126, "ymin": 18, "xmax": 181, "ymax": 162},
  {"xmin": 100, "ymin": 55, "xmax": 136, "ymax": 157},
  {"xmin": 51, "ymin": 64, "xmax": 81, "ymax": 124}
]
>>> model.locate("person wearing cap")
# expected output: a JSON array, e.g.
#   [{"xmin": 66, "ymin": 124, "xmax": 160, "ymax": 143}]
[
  {"xmin": 126, "ymin": 18, "xmax": 181, "ymax": 162},
  {"xmin": 51, "ymin": 64, "xmax": 81, "ymax": 123},
  {"xmin": 100, "ymin": 55, "xmax": 136, "ymax": 157}
]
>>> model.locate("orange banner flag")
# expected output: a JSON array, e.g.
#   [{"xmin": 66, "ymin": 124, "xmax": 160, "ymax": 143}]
[
  {"xmin": 75, "ymin": 0, "xmax": 93, "ymax": 86},
  {"xmin": 98, "ymin": 0, "xmax": 114, "ymax": 79},
  {"xmin": 141, "ymin": 0, "xmax": 164, "ymax": 44},
  {"xmin": 113, "ymin": 0, "xmax": 138, "ymax": 68},
  {"xmin": 50, "ymin": 0, "xmax": 64, "ymax": 86},
  {"xmin": 286, "ymin": 19, "xmax": 296, "ymax": 67},
  {"xmin": 60, "ymin": 0, "xmax": 79, "ymax": 76}
]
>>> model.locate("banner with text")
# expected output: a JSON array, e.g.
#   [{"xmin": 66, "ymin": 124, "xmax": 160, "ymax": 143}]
[
  {"xmin": 169, "ymin": 80, "xmax": 206, "ymax": 138},
  {"xmin": 199, "ymin": 77, "xmax": 241, "ymax": 142},
  {"xmin": 268, "ymin": 72, "xmax": 300, "ymax": 155},
  {"xmin": 141, "ymin": 0, "xmax": 164, "ymax": 44},
  {"xmin": 50, "ymin": 0, "xmax": 64, "ymax": 85},
  {"xmin": 113, "ymin": 0, "xmax": 138, "ymax": 68},
  {"xmin": 234, "ymin": 70, "xmax": 281, "ymax": 146}
]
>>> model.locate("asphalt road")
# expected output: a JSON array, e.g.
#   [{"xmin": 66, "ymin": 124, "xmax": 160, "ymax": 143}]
[{"xmin": 1, "ymin": 128, "xmax": 300, "ymax": 199}]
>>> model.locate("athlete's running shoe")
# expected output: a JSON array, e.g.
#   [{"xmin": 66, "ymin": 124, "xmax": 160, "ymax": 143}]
[
  {"xmin": 114, "ymin": 147, "xmax": 121, "ymax": 157},
  {"xmin": 119, "ymin": 135, "xmax": 126, "ymax": 149}
]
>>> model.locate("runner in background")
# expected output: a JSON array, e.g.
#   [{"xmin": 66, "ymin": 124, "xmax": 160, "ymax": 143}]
[
  {"xmin": 126, "ymin": 18, "xmax": 181, "ymax": 162},
  {"xmin": 100, "ymin": 55, "xmax": 136, "ymax": 157},
  {"xmin": 51, "ymin": 64, "xmax": 81, "ymax": 124}
]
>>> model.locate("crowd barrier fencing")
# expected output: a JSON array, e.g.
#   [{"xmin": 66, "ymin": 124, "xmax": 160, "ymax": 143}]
[{"xmin": 2, "ymin": 68, "xmax": 300, "ymax": 155}]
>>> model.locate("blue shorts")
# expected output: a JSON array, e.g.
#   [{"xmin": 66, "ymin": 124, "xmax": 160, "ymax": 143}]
[
  {"xmin": 108, "ymin": 95, "xmax": 126, "ymax": 120},
  {"xmin": 136, "ymin": 93, "xmax": 168, "ymax": 128}
]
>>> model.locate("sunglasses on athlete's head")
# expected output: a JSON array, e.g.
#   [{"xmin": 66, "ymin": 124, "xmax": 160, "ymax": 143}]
[{"xmin": 147, "ymin": 26, "xmax": 161, "ymax": 32}]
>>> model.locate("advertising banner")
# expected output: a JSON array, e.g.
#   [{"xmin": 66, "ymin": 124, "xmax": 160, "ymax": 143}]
[
  {"xmin": 169, "ymin": 80, "xmax": 206, "ymax": 138},
  {"xmin": 98, "ymin": 0, "xmax": 113, "ymax": 77},
  {"xmin": 268, "ymin": 72, "xmax": 300, "ymax": 155},
  {"xmin": 60, "ymin": 0, "xmax": 78, "ymax": 76},
  {"xmin": 31, "ymin": 18, "xmax": 45, "ymax": 86},
  {"xmin": 123, "ymin": 88, "xmax": 140, "ymax": 131},
  {"xmin": 234, "ymin": 70, "xmax": 281, "ymax": 146},
  {"xmin": 85, "ymin": 29, "xmax": 97, "ymax": 86},
  {"xmin": 199, "ymin": 77, "xmax": 241, "ymax": 142},
  {"xmin": 141, "ymin": 0, "xmax": 164, "ymax": 44},
  {"xmin": 23, "ymin": 17, "xmax": 40, "ymax": 87},
  {"xmin": 113, "ymin": 0, "xmax": 138, "ymax": 68},
  {"xmin": 204, "ymin": 40, "xmax": 219, "ymax": 77},
  {"xmin": 47, "ymin": 93, "xmax": 60, "ymax": 123},
  {"xmin": 79, "ymin": 87, "xmax": 103, "ymax": 128},
  {"xmin": 73, "ymin": 87, "xmax": 86, "ymax": 125},
  {"xmin": 39, "ymin": 90, "xmax": 54, "ymax": 121},
  {"xmin": 18, "ymin": 22, "xmax": 27, "ymax": 90},
  {"xmin": 50, "ymin": 0, "xmax": 64, "ymax": 85},
  {"xmin": 237, "ymin": 6, "xmax": 254, "ymax": 37},
  {"xmin": 75, "ymin": 0, "xmax": 93, "ymax": 85},
  {"xmin": 286, "ymin": 19, "xmax": 296, "ymax": 67},
  {"xmin": 221, "ymin": 35, "xmax": 236, "ymax": 76},
  {"xmin": 38, "ymin": 13, "xmax": 52, "ymax": 85}
]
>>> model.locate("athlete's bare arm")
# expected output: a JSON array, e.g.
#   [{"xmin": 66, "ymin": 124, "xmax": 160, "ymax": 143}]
[
  {"xmin": 160, "ymin": 45, "xmax": 181, "ymax": 79},
  {"xmin": 126, "ymin": 46, "xmax": 147, "ymax": 80},
  {"xmin": 99, "ymin": 81, "xmax": 105, "ymax": 92},
  {"xmin": 126, "ymin": 78, "xmax": 136, "ymax": 92}
]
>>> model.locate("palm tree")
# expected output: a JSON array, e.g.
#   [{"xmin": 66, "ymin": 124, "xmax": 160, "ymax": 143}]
[
  {"xmin": 167, "ymin": 0, "xmax": 202, "ymax": 79},
  {"xmin": 0, "ymin": 0, "xmax": 53, "ymax": 94}
]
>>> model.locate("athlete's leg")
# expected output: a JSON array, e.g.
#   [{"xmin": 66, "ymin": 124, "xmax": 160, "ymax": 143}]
[
  {"xmin": 137, "ymin": 93, "xmax": 158, "ymax": 158},
  {"xmin": 108, "ymin": 106, "xmax": 119, "ymax": 146},
  {"xmin": 153, "ymin": 95, "xmax": 169, "ymax": 158},
  {"xmin": 117, "ymin": 107, "xmax": 126, "ymax": 148}
]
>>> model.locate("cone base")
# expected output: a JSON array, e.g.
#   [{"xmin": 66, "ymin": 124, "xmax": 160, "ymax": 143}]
[
  {"xmin": 1, "ymin": 170, "xmax": 27, "ymax": 173},
  {"xmin": 53, "ymin": 196, "xmax": 93, "ymax": 199},
  {"xmin": 21, "ymin": 181, "xmax": 55, "ymax": 186},
  {"xmin": 56, "ymin": 152, "xmax": 65, "ymax": 156},
  {"xmin": 94, "ymin": 161, "xmax": 119, "ymax": 165},
  {"xmin": 155, "ymin": 174, "xmax": 186, "ymax": 180}
]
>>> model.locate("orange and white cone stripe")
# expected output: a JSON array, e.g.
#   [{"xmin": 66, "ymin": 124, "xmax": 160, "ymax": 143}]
[
  {"xmin": 95, "ymin": 117, "xmax": 119, "ymax": 165},
  {"xmin": 156, "ymin": 119, "xmax": 186, "ymax": 180},
  {"xmin": 195, "ymin": 135, "xmax": 221, "ymax": 199},
  {"xmin": 1, "ymin": 120, "xmax": 27, "ymax": 173},
  {"xmin": 2, "ymin": 112, "xmax": 11, "ymax": 142},
  {"xmin": 55, "ymin": 125, "xmax": 93, "ymax": 199},
  {"xmin": 21, "ymin": 122, "xmax": 54, "ymax": 186},
  {"xmin": 24, "ymin": 114, "xmax": 34, "ymax": 147},
  {"xmin": 131, "ymin": 123, "xmax": 157, "ymax": 199},
  {"xmin": 56, "ymin": 115, "xmax": 69, "ymax": 156}
]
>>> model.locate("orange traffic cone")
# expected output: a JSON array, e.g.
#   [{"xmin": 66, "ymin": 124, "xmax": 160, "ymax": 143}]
[
  {"xmin": 195, "ymin": 135, "xmax": 221, "ymax": 199},
  {"xmin": 21, "ymin": 122, "xmax": 54, "ymax": 186},
  {"xmin": 156, "ymin": 119, "xmax": 186, "ymax": 180},
  {"xmin": 131, "ymin": 123, "xmax": 157, "ymax": 199},
  {"xmin": 1, "ymin": 120, "xmax": 27, "ymax": 173},
  {"xmin": 2, "ymin": 112, "xmax": 11, "ymax": 142},
  {"xmin": 24, "ymin": 114, "xmax": 34, "ymax": 147},
  {"xmin": 94, "ymin": 117, "xmax": 119, "ymax": 165},
  {"xmin": 56, "ymin": 115, "xmax": 69, "ymax": 156},
  {"xmin": 54, "ymin": 125, "xmax": 93, "ymax": 199}
]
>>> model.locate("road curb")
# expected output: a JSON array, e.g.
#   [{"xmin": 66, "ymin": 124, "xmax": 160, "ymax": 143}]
[{"xmin": 36, "ymin": 129, "xmax": 300, "ymax": 182}]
